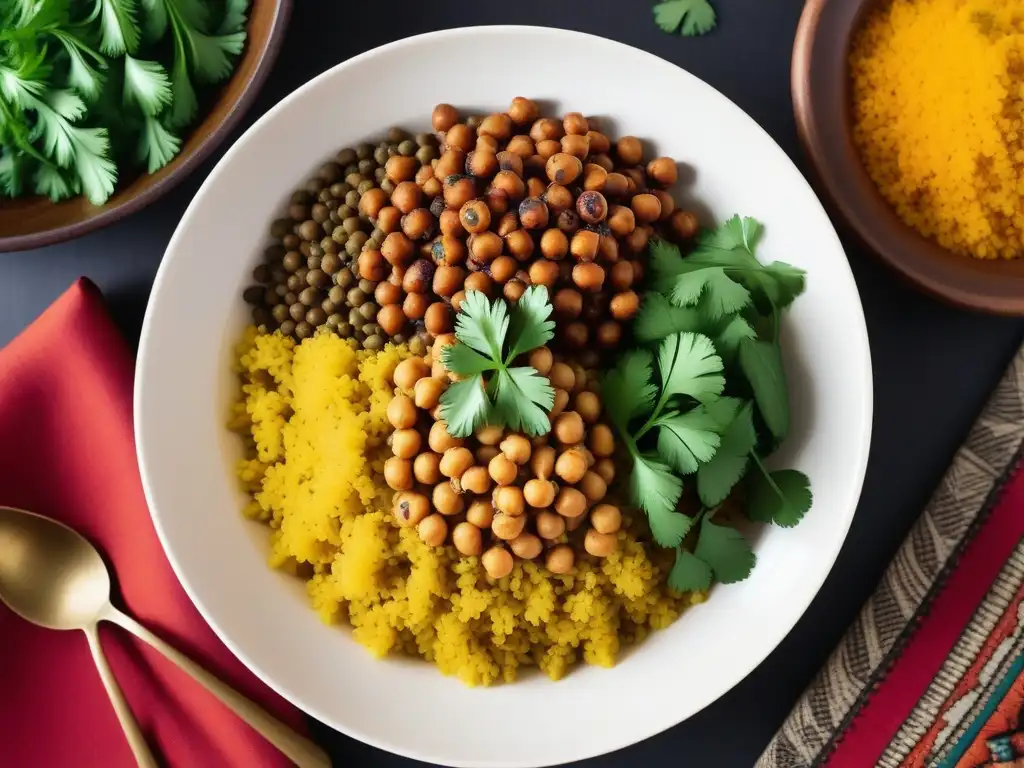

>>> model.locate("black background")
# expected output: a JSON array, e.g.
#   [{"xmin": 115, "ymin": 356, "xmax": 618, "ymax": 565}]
[{"xmin": 2, "ymin": 1, "xmax": 1022, "ymax": 765}]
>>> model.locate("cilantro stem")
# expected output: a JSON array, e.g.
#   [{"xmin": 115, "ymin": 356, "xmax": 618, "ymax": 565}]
[{"xmin": 749, "ymin": 451, "xmax": 783, "ymax": 498}]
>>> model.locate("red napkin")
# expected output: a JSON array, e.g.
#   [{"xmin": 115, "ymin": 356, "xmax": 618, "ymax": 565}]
[{"xmin": 0, "ymin": 280, "xmax": 307, "ymax": 768}]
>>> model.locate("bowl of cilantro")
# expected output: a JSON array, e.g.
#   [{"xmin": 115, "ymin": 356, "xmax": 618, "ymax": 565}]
[{"xmin": 0, "ymin": 0, "xmax": 291, "ymax": 252}]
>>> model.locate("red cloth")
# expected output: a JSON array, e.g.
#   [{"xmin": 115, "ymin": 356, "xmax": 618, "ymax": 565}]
[{"xmin": 0, "ymin": 280, "xmax": 306, "ymax": 768}]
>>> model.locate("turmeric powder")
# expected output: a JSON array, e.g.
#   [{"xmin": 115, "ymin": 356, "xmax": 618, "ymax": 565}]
[{"xmin": 850, "ymin": 0, "xmax": 1024, "ymax": 259}]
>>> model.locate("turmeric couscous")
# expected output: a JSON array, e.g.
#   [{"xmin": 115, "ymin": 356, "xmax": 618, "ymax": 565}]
[
  {"xmin": 231, "ymin": 329, "xmax": 697, "ymax": 686},
  {"xmin": 850, "ymin": 0, "xmax": 1024, "ymax": 259}
]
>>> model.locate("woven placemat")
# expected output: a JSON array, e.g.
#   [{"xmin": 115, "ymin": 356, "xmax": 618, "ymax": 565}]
[{"xmin": 758, "ymin": 346, "xmax": 1024, "ymax": 768}]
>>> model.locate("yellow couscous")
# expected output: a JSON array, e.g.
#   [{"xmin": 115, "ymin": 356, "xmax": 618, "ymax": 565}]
[
  {"xmin": 850, "ymin": 0, "xmax": 1024, "ymax": 259},
  {"xmin": 230, "ymin": 328, "xmax": 699, "ymax": 686}
]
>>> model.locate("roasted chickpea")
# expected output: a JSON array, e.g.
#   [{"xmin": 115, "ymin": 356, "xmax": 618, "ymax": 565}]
[
  {"xmin": 547, "ymin": 362, "xmax": 575, "ymax": 391},
  {"xmin": 631, "ymin": 193, "xmax": 662, "ymax": 224},
  {"xmin": 476, "ymin": 444, "xmax": 500, "ymax": 465},
  {"xmin": 401, "ymin": 258, "xmax": 433, "ymax": 294},
  {"xmin": 570, "ymin": 230, "xmax": 600, "ymax": 263},
  {"xmin": 494, "ymin": 211, "xmax": 519, "ymax": 238},
  {"xmin": 670, "ymin": 209, "xmax": 700, "ymax": 241},
  {"xmin": 478, "ymin": 112, "xmax": 512, "ymax": 140},
  {"xmin": 579, "ymin": 471, "xmax": 608, "ymax": 503},
  {"xmin": 590, "ymin": 504, "xmax": 622, "ymax": 535},
  {"xmin": 601, "ymin": 174, "xmax": 627, "ymax": 200},
  {"xmin": 586, "ymin": 130, "xmax": 611, "ymax": 154},
  {"xmin": 525, "ymin": 348, "xmax": 552, "ymax": 377},
  {"xmin": 533, "ymin": 511, "xmax": 563, "ymax": 541},
  {"xmin": 576, "ymin": 191, "xmax": 608, "ymax": 224},
  {"xmin": 452, "ymin": 522, "xmax": 483, "ymax": 556},
  {"xmin": 403, "ymin": 292, "xmax": 430, "ymax": 321},
  {"xmin": 520, "ymin": 478, "xmax": 554, "ymax": 509},
  {"xmin": 509, "ymin": 97, "xmax": 539, "ymax": 124},
  {"xmin": 383, "ymin": 155, "xmax": 415, "ymax": 183},
  {"xmin": 574, "ymin": 391, "xmax": 602, "ymax": 424},
  {"xmin": 562, "ymin": 112, "xmax": 589, "ymax": 136},
  {"xmin": 607, "ymin": 206, "xmax": 636, "ymax": 239},
  {"xmin": 494, "ymin": 485, "xmax": 526, "ymax": 518},
  {"xmin": 585, "ymin": 529, "xmax": 618, "ymax": 558},
  {"xmin": 516, "ymin": 197, "xmax": 547, "ymax": 230},
  {"xmin": 401, "ymin": 208, "xmax": 433, "ymax": 240},
  {"xmin": 466, "ymin": 499, "xmax": 494, "ymax": 529},
  {"xmin": 616, "ymin": 136, "xmax": 643, "ymax": 165},
  {"xmin": 526, "ymin": 177, "xmax": 547, "ymax": 199},
  {"xmin": 588, "ymin": 423, "xmax": 615, "ymax": 458},
  {"xmin": 610, "ymin": 290, "xmax": 640, "ymax": 321},
  {"xmin": 394, "ymin": 357, "xmax": 430, "ymax": 391},
  {"xmin": 422, "ymin": 176, "xmax": 442, "ymax": 197},
  {"xmin": 499, "ymin": 434, "xmax": 532, "ymax": 465},
  {"xmin": 597, "ymin": 320, "xmax": 622, "ymax": 347},
  {"xmin": 530, "ymin": 117, "xmax": 564, "ymax": 143},
  {"xmin": 469, "ymin": 231, "xmax": 503, "ymax": 263},
  {"xmin": 394, "ymin": 491, "xmax": 430, "ymax": 527},
  {"xmin": 546, "ymin": 544, "xmax": 575, "ymax": 574},
  {"xmin": 432, "ymin": 103, "xmax": 459, "ymax": 132},
  {"xmin": 550, "ymin": 288, "xmax": 582, "ymax": 319},
  {"xmin": 444, "ymin": 123, "xmax": 475, "ymax": 153},
  {"xmin": 489, "ymin": 453, "xmax": 518, "ymax": 486},
  {"xmin": 546, "ymin": 153, "xmax": 583, "ymax": 185},
  {"xmin": 506, "ymin": 135, "xmax": 535, "ymax": 159},
  {"xmin": 476, "ymin": 134, "xmax": 499, "ymax": 154},
  {"xmin": 359, "ymin": 187, "xmax": 388, "ymax": 218},
  {"xmin": 418, "ymin": 513, "xmax": 448, "ymax": 547},
  {"xmin": 609, "ymin": 261, "xmax": 634, "ymax": 292},
  {"xmin": 412, "ymin": 452, "xmax": 442, "ymax": 485},
  {"xmin": 494, "ymin": 151, "xmax": 524, "ymax": 179},
  {"xmin": 625, "ymin": 225, "xmax": 651, "ymax": 255},
  {"xmin": 549, "ymin": 388, "xmax": 570, "ymax": 419},
  {"xmin": 556, "ymin": 321, "xmax": 585, "ymax": 349},
  {"xmin": 377, "ymin": 206, "xmax": 403, "ymax": 234},
  {"xmin": 443, "ymin": 176, "xmax": 476, "ymax": 211},
  {"xmin": 391, "ymin": 429, "xmax": 422, "ymax": 460},
  {"xmin": 424, "ymin": 302, "xmax": 452, "ymax": 335},
  {"xmin": 357, "ymin": 249, "xmax": 386, "ymax": 281},
  {"xmin": 384, "ymin": 457, "xmax": 413, "ymax": 490},
  {"xmin": 554, "ymin": 448, "xmax": 588, "ymax": 484},
  {"xmin": 572, "ymin": 262, "xmax": 605, "ymax": 293},
  {"xmin": 652, "ymin": 190, "xmax": 676, "ymax": 221},
  {"xmin": 511, "ymin": 533, "xmax": 543, "ymax": 560},
  {"xmin": 485, "ymin": 255, "xmax": 514, "ymax": 284},
  {"xmin": 543, "ymin": 183, "xmax": 573, "ymax": 213},
  {"xmin": 435, "ymin": 149, "xmax": 466, "ymax": 180},
  {"xmin": 490, "ymin": 170, "xmax": 526, "ymax": 202},
  {"xmin": 428, "ymin": 420, "xmax": 463, "ymax": 453},
  {"xmin": 389, "ymin": 181, "xmax": 421, "ymax": 215},
  {"xmin": 382, "ymin": 231, "xmax": 414, "ymax": 266},
  {"xmin": 554, "ymin": 487, "xmax": 588, "ymax": 519},
  {"xmin": 439, "ymin": 208, "xmax": 465, "ymax": 238},
  {"xmin": 464, "ymin": 271, "xmax": 493, "ymax": 296},
  {"xmin": 433, "ymin": 481, "xmax": 465, "ymax": 516},
  {"xmin": 503, "ymin": 280, "xmax": 526, "ymax": 303},
  {"xmin": 504, "ymin": 230, "xmax": 534, "ymax": 261},
  {"xmin": 386, "ymin": 394, "xmax": 417, "ymax": 430},
  {"xmin": 458, "ymin": 200, "xmax": 490, "ymax": 234},
  {"xmin": 561, "ymin": 134, "xmax": 590, "ymax": 159},
  {"xmin": 523, "ymin": 259, "xmax": 556, "ymax": 289},
  {"xmin": 461, "ymin": 466, "xmax": 492, "ymax": 496},
  {"xmin": 492, "ymin": 512, "xmax": 526, "ymax": 541},
  {"xmin": 582, "ymin": 163, "xmax": 608, "ymax": 192},
  {"xmin": 482, "ymin": 546, "xmax": 514, "ymax": 578},
  {"xmin": 427, "ymin": 265, "xmax": 459, "ymax": 298},
  {"xmin": 432, "ymin": 333, "xmax": 455, "ymax": 360},
  {"xmin": 465, "ymin": 149, "xmax": 499, "ymax": 179},
  {"xmin": 412, "ymin": 379, "xmax": 443, "ymax": 414},
  {"xmin": 476, "ymin": 424, "xmax": 505, "ymax": 445},
  {"xmin": 440, "ymin": 447, "xmax": 474, "ymax": 479},
  {"xmin": 375, "ymin": 281, "xmax": 402, "ymax": 307},
  {"xmin": 647, "ymin": 156, "xmax": 678, "ymax": 187},
  {"xmin": 554, "ymin": 412, "xmax": 585, "ymax": 447}
]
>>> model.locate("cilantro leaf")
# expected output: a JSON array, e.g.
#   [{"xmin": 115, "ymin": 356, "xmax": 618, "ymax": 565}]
[
  {"xmin": 602, "ymin": 349, "xmax": 658, "ymax": 431},
  {"xmin": 0, "ymin": 151, "xmax": 30, "ymax": 197},
  {"xmin": 747, "ymin": 467, "xmax": 813, "ymax": 527},
  {"xmin": 714, "ymin": 314, "xmax": 757, "ymax": 364},
  {"xmin": 756, "ymin": 261, "xmax": 806, "ymax": 309},
  {"xmin": 630, "ymin": 454, "xmax": 691, "ymax": 547},
  {"xmin": 694, "ymin": 518, "xmax": 755, "ymax": 584},
  {"xmin": 506, "ymin": 285, "xmax": 555, "ymax": 362},
  {"xmin": 492, "ymin": 367, "xmax": 554, "ymax": 437},
  {"xmin": 123, "ymin": 56, "xmax": 172, "ymax": 116},
  {"xmin": 657, "ymin": 332, "xmax": 725, "ymax": 405},
  {"xmin": 454, "ymin": 289, "xmax": 508, "ymax": 360},
  {"xmin": 667, "ymin": 266, "xmax": 751, "ymax": 320},
  {"xmin": 634, "ymin": 293, "xmax": 702, "ymax": 343},
  {"xmin": 137, "ymin": 115, "xmax": 180, "ymax": 173},
  {"xmin": 218, "ymin": 0, "xmax": 250, "ymax": 34},
  {"xmin": 165, "ymin": 47, "xmax": 197, "ymax": 129},
  {"xmin": 669, "ymin": 547, "xmax": 712, "ymax": 592},
  {"xmin": 702, "ymin": 215, "xmax": 763, "ymax": 253},
  {"xmin": 183, "ymin": 27, "xmax": 246, "ymax": 84},
  {"xmin": 737, "ymin": 338, "xmax": 790, "ymax": 442},
  {"xmin": 442, "ymin": 344, "xmax": 498, "ymax": 376},
  {"xmin": 653, "ymin": 0, "xmax": 717, "ymax": 37},
  {"xmin": 96, "ymin": 0, "xmax": 141, "ymax": 56},
  {"xmin": 139, "ymin": 0, "xmax": 169, "ymax": 41},
  {"xmin": 649, "ymin": 238, "xmax": 687, "ymax": 284},
  {"xmin": 33, "ymin": 161, "xmax": 76, "ymax": 201},
  {"xmin": 656, "ymin": 406, "xmax": 722, "ymax": 475},
  {"xmin": 439, "ymin": 375, "xmax": 491, "ymax": 438},
  {"xmin": 696, "ymin": 401, "xmax": 756, "ymax": 507},
  {"xmin": 54, "ymin": 31, "xmax": 106, "ymax": 100},
  {"xmin": 704, "ymin": 396, "xmax": 744, "ymax": 429}
]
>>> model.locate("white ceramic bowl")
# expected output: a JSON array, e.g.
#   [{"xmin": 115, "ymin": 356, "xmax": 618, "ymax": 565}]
[{"xmin": 135, "ymin": 26, "xmax": 872, "ymax": 768}]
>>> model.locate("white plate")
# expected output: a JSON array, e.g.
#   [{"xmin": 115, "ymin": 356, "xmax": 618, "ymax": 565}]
[{"xmin": 135, "ymin": 26, "xmax": 872, "ymax": 768}]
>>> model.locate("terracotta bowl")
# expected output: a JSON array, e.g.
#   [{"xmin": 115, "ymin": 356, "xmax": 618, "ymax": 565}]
[
  {"xmin": 0, "ymin": 0, "xmax": 292, "ymax": 253},
  {"xmin": 792, "ymin": 0, "xmax": 1024, "ymax": 314}
]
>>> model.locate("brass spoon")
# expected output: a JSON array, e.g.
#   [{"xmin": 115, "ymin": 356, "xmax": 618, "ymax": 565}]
[{"xmin": 0, "ymin": 506, "xmax": 330, "ymax": 768}]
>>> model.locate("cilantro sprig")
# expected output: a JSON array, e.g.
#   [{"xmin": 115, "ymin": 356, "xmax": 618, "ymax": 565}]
[
  {"xmin": 605, "ymin": 216, "xmax": 813, "ymax": 591},
  {"xmin": 0, "ymin": 0, "xmax": 249, "ymax": 205},
  {"xmin": 654, "ymin": 0, "xmax": 717, "ymax": 37},
  {"xmin": 439, "ymin": 286, "xmax": 556, "ymax": 438}
]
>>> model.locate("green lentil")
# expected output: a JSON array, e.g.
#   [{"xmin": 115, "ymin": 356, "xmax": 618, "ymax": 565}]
[
  {"xmin": 356, "ymin": 143, "xmax": 374, "ymax": 160},
  {"xmin": 357, "ymin": 179, "xmax": 375, "ymax": 195},
  {"xmin": 337, "ymin": 148, "xmax": 357, "ymax": 165},
  {"xmin": 398, "ymin": 140, "xmax": 417, "ymax": 157},
  {"xmin": 364, "ymin": 334, "xmax": 384, "ymax": 350}
]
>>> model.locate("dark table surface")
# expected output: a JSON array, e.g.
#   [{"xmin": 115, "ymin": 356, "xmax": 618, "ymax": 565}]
[{"xmin": 2, "ymin": 1, "xmax": 1023, "ymax": 766}]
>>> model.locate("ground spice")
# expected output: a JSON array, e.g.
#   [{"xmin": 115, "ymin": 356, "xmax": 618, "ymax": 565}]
[{"xmin": 850, "ymin": 0, "xmax": 1024, "ymax": 259}]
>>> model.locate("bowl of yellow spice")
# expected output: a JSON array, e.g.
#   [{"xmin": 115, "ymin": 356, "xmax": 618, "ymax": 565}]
[{"xmin": 793, "ymin": 0, "xmax": 1024, "ymax": 314}]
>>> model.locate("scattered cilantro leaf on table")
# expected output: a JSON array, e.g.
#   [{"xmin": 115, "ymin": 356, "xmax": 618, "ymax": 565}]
[
  {"xmin": 653, "ymin": 0, "xmax": 717, "ymax": 37},
  {"xmin": 439, "ymin": 287, "xmax": 556, "ymax": 438}
]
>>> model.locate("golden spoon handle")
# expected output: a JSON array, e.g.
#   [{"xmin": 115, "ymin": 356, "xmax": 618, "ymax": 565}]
[
  {"xmin": 104, "ymin": 608, "xmax": 331, "ymax": 768},
  {"xmin": 83, "ymin": 625, "xmax": 159, "ymax": 768}
]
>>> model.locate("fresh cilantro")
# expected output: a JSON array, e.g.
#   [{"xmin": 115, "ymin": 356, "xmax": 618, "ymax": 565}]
[
  {"xmin": 696, "ymin": 401, "xmax": 756, "ymax": 508},
  {"xmin": 737, "ymin": 338, "xmax": 790, "ymax": 442},
  {"xmin": 0, "ymin": 0, "xmax": 250, "ymax": 205},
  {"xmin": 656, "ymin": 331, "xmax": 725, "ymax": 406},
  {"xmin": 653, "ymin": 0, "xmax": 717, "ymax": 37},
  {"xmin": 602, "ymin": 349, "xmax": 658, "ymax": 433},
  {"xmin": 703, "ymin": 215, "xmax": 764, "ymax": 252},
  {"xmin": 629, "ymin": 454, "xmax": 691, "ymax": 547},
  {"xmin": 746, "ymin": 462, "xmax": 813, "ymax": 528},
  {"xmin": 439, "ymin": 287, "xmax": 556, "ymax": 438},
  {"xmin": 668, "ymin": 547, "xmax": 713, "ymax": 592},
  {"xmin": 656, "ymin": 405, "xmax": 722, "ymax": 475},
  {"xmin": 694, "ymin": 517, "xmax": 756, "ymax": 583}
]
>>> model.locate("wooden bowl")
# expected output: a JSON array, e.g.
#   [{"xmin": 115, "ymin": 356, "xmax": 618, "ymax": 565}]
[
  {"xmin": 792, "ymin": 0, "xmax": 1024, "ymax": 315},
  {"xmin": 0, "ymin": 0, "xmax": 292, "ymax": 253}
]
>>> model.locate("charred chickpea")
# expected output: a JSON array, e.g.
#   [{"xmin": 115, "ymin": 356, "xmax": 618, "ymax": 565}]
[
  {"xmin": 530, "ymin": 117, "xmax": 564, "ymax": 143},
  {"xmin": 359, "ymin": 188, "xmax": 389, "ymax": 218},
  {"xmin": 524, "ymin": 478, "xmax": 556, "ymax": 509},
  {"xmin": 394, "ymin": 492, "xmax": 430, "ymax": 527},
  {"xmin": 432, "ymin": 103, "xmax": 459, "ymax": 132},
  {"xmin": 561, "ymin": 134, "xmax": 590, "ymax": 160},
  {"xmin": 490, "ymin": 170, "xmax": 526, "ymax": 201},
  {"xmin": 394, "ymin": 357, "xmax": 430, "ymax": 391},
  {"xmin": 631, "ymin": 193, "xmax": 662, "ymax": 224},
  {"xmin": 562, "ymin": 112, "xmax": 589, "ymax": 135},
  {"xmin": 440, "ymin": 447, "xmax": 474, "ymax": 479},
  {"xmin": 392, "ymin": 428, "xmax": 422, "ymax": 459},
  {"xmin": 433, "ymin": 481, "xmax": 464, "ymax": 516},
  {"xmin": 509, "ymin": 96, "xmax": 539, "ymax": 124},
  {"xmin": 375, "ymin": 281, "xmax": 402, "ymax": 306},
  {"xmin": 570, "ymin": 230, "xmax": 600, "ymax": 263},
  {"xmin": 556, "ymin": 209, "xmax": 580, "ymax": 235},
  {"xmin": 555, "ymin": 448, "xmax": 588, "ymax": 484},
  {"xmin": 469, "ymin": 231, "xmax": 503, "ymax": 263},
  {"xmin": 391, "ymin": 181, "xmax": 422, "ymax": 214},
  {"xmin": 478, "ymin": 113, "xmax": 512, "ymax": 141},
  {"xmin": 574, "ymin": 391, "xmax": 602, "ymax": 424},
  {"xmin": 413, "ymin": 452, "xmax": 442, "ymax": 485},
  {"xmin": 609, "ymin": 261, "xmax": 634, "ymax": 291},
  {"xmin": 597, "ymin": 321, "xmax": 622, "ymax": 347},
  {"xmin": 647, "ymin": 157, "xmax": 678, "ymax": 187},
  {"xmin": 563, "ymin": 322, "xmax": 589, "ymax": 349},
  {"xmin": 531, "ymin": 445, "xmax": 556, "ymax": 480},
  {"xmin": 549, "ymin": 388, "xmax": 570, "ymax": 419},
  {"xmin": 607, "ymin": 205, "xmax": 636, "ymax": 237},
  {"xmin": 653, "ymin": 190, "xmax": 676, "ymax": 221},
  {"xmin": 488, "ymin": 255, "xmax": 516, "ymax": 284},
  {"xmin": 546, "ymin": 153, "xmax": 583, "ymax": 185},
  {"xmin": 425, "ymin": 302, "xmax": 453, "ymax": 334},
  {"xmin": 386, "ymin": 394, "xmax": 417, "ymax": 429},
  {"xmin": 494, "ymin": 485, "xmax": 526, "ymax": 517},
  {"xmin": 402, "ymin": 258, "xmax": 434, "ymax": 293},
  {"xmin": 554, "ymin": 411, "xmax": 585, "ymax": 445},
  {"xmin": 496, "ymin": 151, "xmax": 524, "ymax": 177},
  {"xmin": 461, "ymin": 466, "xmax": 492, "ymax": 496},
  {"xmin": 579, "ymin": 471, "xmax": 608, "ymax": 503},
  {"xmin": 553, "ymin": 288, "xmax": 583, "ymax": 318},
  {"xmin": 482, "ymin": 545, "xmax": 515, "ymax": 579},
  {"xmin": 549, "ymin": 362, "xmax": 576, "ymax": 391},
  {"xmin": 576, "ymin": 191, "xmax": 608, "ymax": 224},
  {"xmin": 465, "ymin": 150, "xmax": 499, "ymax": 178},
  {"xmin": 403, "ymin": 292, "xmax": 430, "ymax": 320},
  {"xmin": 583, "ymin": 163, "xmax": 608, "ymax": 192},
  {"xmin": 444, "ymin": 124, "xmax": 475, "ymax": 153},
  {"xmin": 573, "ymin": 262, "xmax": 606, "ymax": 292},
  {"xmin": 418, "ymin": 514, "xmax": 448, "ymax": 547},
  {"xmin": 428, "ymin": 420, "xmax": 463, "ymax": 453},
  {"xmin": 439, "ymin": 209, "xmax": 465, "ymax": 238},
  {"xmin": 510, "ymin": 533, "xmax": 543, "ymax": 560},
  {"xmin": 464, "ymin": 271, "xmax": 493, "ymax": 296},
  {"xmin": 546, "ymin": 545, "xmax": 575, "ymax": 574},
  {"xmin": 670, "ymin": 210, "xmax": 700, "ymax": 241},
  {"xmin": 433, "ymin": 234, "xmax": 467, "ymax": 266},
  {"xmin": 555, "ymin": 487, "xmax": 588, "ymax": 519},
  {"xmin": 504, "ymin": 280, "xmax": 526, "ymax": 303},
  {"xmin": 452, "ymin": 522, "xmax": 483, "ymax": 556},
  {"xmin": 459, "ymin": 200, "xmax": 491, "ymax": 234},
  {"xmin": 467, "ymin": 499, "xmax": 494, "ymax": 529},
  {"xmin": 443, "ymin": 176, "xmax": 476, "ymax": 211},
  {"xmin": 528, "ymin": 259, "xmax": 559, "ymax": 289},
  {"xmin": 384, "ymin": 457, "xmax": 413, "ymax": 490},
  {"xmin": 401, "ymin": 208, "xmax": 434, "ymax": 240},
  {"xmin": 506, "ymin": 135, "xmax": 535, "ymax": 158},
  {"xmin": 382, "ymin": 231, "xmax": 414, "ymax": 266},
  {"xmin": 610, "ymin": 290, "xmax": 640, "ymax": 320},
  {"xmin": 433, "ymin": 265, "xmax": 465, "ymax": 297},
  {"xmin": 385, "ymin": 155, "xmax": 418, "ymax": 183},
  {"xmin": 518, "ymin": 197, "xmax": 549, "ymax": 230},
  {"xmin": 603, "ymin": 172, "xmax": 629, "ymax": 198},
  {"xmin": 616, "ymin": 136, "xmax": 643, "ymax": 165},
  {"xmin": 492, "ymin": 512, "xmax": 526, "ymax": 541},
  {"xmin": 588, "ymin": 423, "xmax": 615, "ymax": 458},
  {"xmin": 489, "ymin": 453, "xmax": 518, "ymax": 486},
  {"xmin": 500, "ymin": 434, "xmax": 532, "ymax": 465},
  {"xmin": 535, "ymin": 139, "xmax": 561, "ymax": 160},
  {"xmin": 528, "ymin": 347, "xmax": 553, "ymax": 376}
]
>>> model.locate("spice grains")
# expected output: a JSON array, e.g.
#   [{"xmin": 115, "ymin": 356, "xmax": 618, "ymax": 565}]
[{"xmin": 851, "ymin": 0, "xmax": 1024, "ymax": 259}]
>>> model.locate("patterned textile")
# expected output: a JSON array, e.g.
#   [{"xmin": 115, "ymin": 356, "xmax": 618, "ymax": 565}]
[{"xmin": 758, "ymin": 348, "xmax": 1024, "ymax": 768}]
